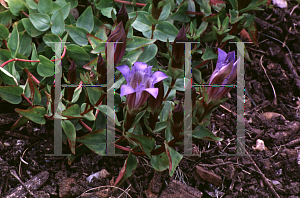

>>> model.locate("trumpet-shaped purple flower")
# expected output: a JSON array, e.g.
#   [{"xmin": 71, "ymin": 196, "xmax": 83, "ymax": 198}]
[
  {"xmin": 116, "ymin": 62, "xmax": 168, "ymax": 113},
  {"xmin": 207, "ymin": 48, "xmax": 240, "ymax": 101}
]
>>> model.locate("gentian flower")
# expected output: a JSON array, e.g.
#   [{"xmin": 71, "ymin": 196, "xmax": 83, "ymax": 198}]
[
  {"xmin": 171, "ymin": 25, "xmax": 187, "ymax": 69},
  {"xmin": 116, "ymin": 62, "xmax": 168, "ymax": 113},
  {"xmin": 105, "ymin": 21, "xmax": 126, "ymax": 66},
  {"xmin": 207, "ymin": 48, "xmax": 240, "ymax": 101}
]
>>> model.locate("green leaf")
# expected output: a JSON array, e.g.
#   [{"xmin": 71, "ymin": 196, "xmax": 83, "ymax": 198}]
[
  {"xmin": 192, "ymin": 125, "xmax": 223, "ymax": 141},
  {"xmin": 247, "ymin": 20, "xmax": 258, "ymax": 46},
  {"xmin": 76, "ymin": 6, "xmax": 94, "ymax": 33},
  {"xmin": 202, "ymin": 46, "xmax": 218, "ymax": 60},
  {"xmin": 71, "ymin": 85, "xmax": 82, "ymax": 103},
  {"xmin": 62, "ymin": 120, "xmax": 76, "ymax": 154},
  {"xmin": 131, "ymin": 110, "xmax": 146, "ymax": 127},
  {"xmin": 158, "ymin": 2, "xmax": 171, "ymax": 21},
  {"xmin": 128, "ymin": 11, "xmax": 152, "ymax": 39},
  {"xmin": 6, "ymin": 0, "xmax": 26, "ymax": 16},
  {"xmin": 18, "ymin": 32, "xmax": 32, "ymax": 57},
  {"xmin": 51, "ymin": 9, "xmax": 65, "ymax": 36},
  {"xmin": 65, "ymin": 25, "xmax": 89, "ymax": 46},
  {"xmin": 202, "ymin": 6, "xmax": 226, "ymax": 24},
  {"xmin": 126, "ymin": 36, "xmax": 156, "ymax": 51},
  {"xmin": 37, "ymin": 55, "xmax": 55, "ymax": 77},
  {"xmin": 26, "ymin": 0, "xmax": 38, "ymax": 10},
  {"xmin": 15, "ymin": 106, "xmax": 46, "ymax": 124},
  {"xmin": 114, "ymin": 152, "xmax": 137, "ymax": 186},
  {"xmin": 8, "ymin": 26, "xmax": 19, "ymax": 58},
  {"xmin": 146, "ymin": 14, "xmax": 164, "ymax": 25},
  {"xmin": 30, "ymin": 78, "xmax": 41, "ymax": 105},
  {"xmin": 87, "ymin": 33, "xmax": 103, "ymax": 49},
  {"xmin": 222, "ymin": 34, "xmax": 236, "ymax": 42},
  {"xmin": 165, "ymin": 141, "xmax": 183, "ymax": 176},
  {"xmin": 151, "ymin": 150, "xmax": 169, "ymax": 171},
  {"xmin": 29, "ymin": 13, "xmax": 51, "ymax": 31},
  {"xmin": 62, "ymin": 104, "xmax": 82, "ymax": 118},
  {"xmin": 122, "ymin": 48, "xmax": 143, "ymax": 65},
  {"xmin": 81, "ymin": 103, "xmax": 96, "ymax": 121},
  {"xmin": 192, "ymin": 68, "xmax": 202, "ymax": 84},
  {"xmin": 153, "ymin": 21, "xmax": 179, "ymax": 42},
  {"xmin": 22, "ymin": 18, "xmax": 44, "ymax": 37},
  {"xmin": 42, "ymin": 34, "xmax": 61, "ymax": 52},
  {"xmin": 173, "ymin": 78, "xmax": 189, "ymax": 91},
  {"xmin": 0, "ymin": 49, "xmax": 30, "ymax": 71},
  {"xmin": 137, "ymin": 44, "xmax": 158, "ymax": 63},
  {"xmin": 229, "ymin": 9, "xmax": 238, "ymax": 24},
  {"xmin": 76, "ymin": 130, "xmax": 107, "ymax": 155},
  {"xmin": 66, "ymin": 44, "xmax": 90, "ymax": 61},
  {"xmin": 0, "ymin": 10, "xmax": 13, "ymax": 28},
  {"xmin": 65, "ymin": 0, "xmax": 77, "ymax": 8},
  {"xmin": 96, "ymin": 105, "xmax": 121, "ymax": 126},
  {"xmin": 194, "ymin": 0, "xmax": 211, "ymax": 16},
  {"xmin": 92, "ymin": 108, "xmax": 106, "ymax": 131},
  {"xmin": 0, "ymin": 86, "xmax": 23, "ymax": 104},
  {"xmin": 125, "ymin": 132, "xmax": 155, "ymax": 158},
  {"xmin": 239, "ymin": 0, "xmax": 267, "ymax": 13},
  {"xmin": 30, "ymin": 43, "xmax": 39, "ymax": 68},
  {"xmin": 153, "ymin": 121, "xmax": 168, "ymax": 133},
  {"xmin": 60, "ymin": 2, "xmax": 71, "ymax": 20},
  {"xmin": 0, "ymin": 67, "xmax": 18, "ymax": 85},
  {"xmin": 228, "ymin": 0, "xmax": 238, "ymax": 10},
  {"xmin": 170, "ymin": 3, "xmax": 190, "ymax": 23},
  {"xmin": 85, "ymin": 87, "xmax": 102, "ymax": 105},
  {"xmin": 11, "ymin": 116, "xmax": 29, "ymax": 131},
  {"xmin": 0, "ymin": 24, "xmax": 9, "ymax": 39},
  {"xmin": 160, "ymin": 101, "xmax": 172, "ymax": 121},
  {"xmin": 38, "ymin": 0, "xmax": 53, "ymax": 14}
]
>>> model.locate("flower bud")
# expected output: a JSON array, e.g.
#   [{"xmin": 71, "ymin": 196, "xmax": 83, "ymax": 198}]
[
  {"xmin": 97, "ymin": 53, "xmax": 107, "ymax": 84},
  {"xmin": 67, "ymin": 61, "xmax": 77, "ymax": 101},
  {"xmin": 149, "ymin": 81, "xmax": 164, "ymax": 113},
  {"xmin": 171, "ymin": 25, "xmax": 187, "ymax": 69},
  {"xmin": 172, "ymin": 101, "xmax": 184, "ymax": 138},
  {"xmin": 105, "ymin": 21, "xmax": 126, "ymax": 66},
  {"xmin": 117, "ymin": 4, "xmax": 128, "ymax": 31},
  {"xmin": 192, "ymin": 87, "xmax": 197, "ymax": 109},
  {"xmin": 207, "ymin": 48, "xmax": 240, "ymax": 101}
]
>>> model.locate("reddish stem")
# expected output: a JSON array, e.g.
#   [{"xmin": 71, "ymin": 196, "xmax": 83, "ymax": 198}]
[
  {"xmin": 79, "ymin": 119, "xmax": 92, "ymax": 132},
  {"xmin": 21, "ymin": 11, "xmax": 29, "ymax": 18},
  {"xmin": 21, "ymin": 93, "xmax": 33, "ymax": 106},
  {"xmin": 2, "ymin": 40, "xmax": 8, "ymax": 49},
  {"xmin": 23, "ymin": 68, "xmax": 40, "ymax": 84},
  {"xmin": 113, "ymin": 0, "xmax": 146, "ymax": 6},
  {"xmin": 80, "ymin": 93, "xmax": 106, "ymax": 116},
  {"xmin": 0, "ymin": 46, "xmax": 67, "ymax": 68}
]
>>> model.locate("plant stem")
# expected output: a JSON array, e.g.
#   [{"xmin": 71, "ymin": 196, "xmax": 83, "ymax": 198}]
[
  {"xmin": 163, "ymin": 78, "xmax": 176, "ymax": 101},
  {"xmin": 23, "ymin": 68, "xmax": 40, "ymax": 84},
  {"xmin": 21, "ymin": 94, "xmax": 32, "ymax": 106},
  {"xmin": 79, "ymin": 119, "xmax": 92, "ymax": 132},
  {"xmin": 80, "ymin": 93, "xmax": 106, "ymax": 116}
]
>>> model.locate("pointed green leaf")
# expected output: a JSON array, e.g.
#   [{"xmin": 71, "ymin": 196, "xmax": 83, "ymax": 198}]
[
  {"xmin": 15, "ymin": 106, "xmax": 46, "ymax": 124},
  {"xmin": 8, "ymin": 25, "xmax": 19, "ymax": 58},
  {"xmin": 96, "ymin": 105, "xmax": 121, "ymax": 126},
  {"xmin": 125, "ymin": 132, "xmax": 155, "ymax": 158},
  {"xmin": 170, "ymin": 3, "xmax": 190, "ymax": 23},
  {"xmin": 81, "ymin": 103, "xmax": 96, "ymax": 121},
  {"xmin": 193, "ymin": 125, "xmax": 223, "ymax": 141},
  {"xmin": 18, "ymin": 31, "xmax": 32, "ymax": 57},
  {"xmin": 29, "ymin": 13, "xmax": 51, "ymax": 31},
  {"xmin": 6, "ymin": 0, "xmax": 26, "ymax": 16},
  {"xmin": 151, "ymin": 150, "xmax": 169, "ymax": 171},
  {"xmin": 0, "ymin": 86, "xmax": 23, "ymax": 104},
  {"xmin": 128, "ymin": 11, "xmax": 152, "ymax": 39},
  {"xmin": 165, "ymin": 141, "xmax": 183, "ymax": 176},
  {"xmin": 76, "ymin": 130, "xmax": 107, "ymax": 155},
  {"xmin": 26, "ymin": 0, "xmax": 38, "ymax": 9},
  {"xmin": 153, "ymin": 21, "xmax": 179, "ymax": 42},
  {"xmin": 37, "ymin": 55, "xmax": 55, "ymax": 77},
  {"xmin": 66, "ymin": 44, "xmax": 90, "ymax": 61},
  {"xmin": 65, "ymin": 25, "xmax": 89, "ymax": 46},
  {"xmin": 136, "ymin": 44, "xmax": 157, "ymax": 63},
  {"xmin": 38, "ymin": 0, "xmax": 53, "ymax": 14},
  {"xmin": 0, "ymin": 24, "xmax": 9, "ymax": 39},
  {"xmin": 62, "ymin": 104, "xmax": 82, "ymax": 118},
  {"xmin": 202, "ymin": 46, "xmax": 218, "ymax": 60},
  {"xmin": 11, "ymin": 116, "xmax": 29, "ymax": 131},
  {"xmin": 51, "ymin": 9, "xmax": 65, "ymax": 36},
  {"xmin": 126, "ymin": 36, "xmax": 156, "ymax": 51},
  {"xmin": 22, "ymin": 18, "xmax": 44, "ymax": 37},
  {"xmin": 0, "ymin": 67, "xmax": 18, "ymax": 85},
  {"xmin": 62, "ymin": 120, "xmax": 76, "ymax": 154},
  {"xmin": 114, "ymin": 152, "xmax": 137, "ymax": 186},
  {"xmin": 76, "ymin": 6, "xmax": 94, "ymax": 33}
]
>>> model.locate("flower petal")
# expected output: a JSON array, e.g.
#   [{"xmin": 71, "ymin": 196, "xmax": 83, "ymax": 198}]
[
  {"xmin": 226, "ymin": 51, "xmax": 235, "ymax": 64},
  {"xmin": 120, "ymin": 84, "xmax": 135, "ymax": 97},
  {"xmin": 144, "ymin": 88, "xmax": 158, "ymax": 98},
  {"xmin": 133, "ymin": 62, "xmax": 148, "ymax": 72},
  {"xmin": 116, "ymin": 65, "xmax": 131, "ymax": 82},
  {"xmin": 152, "ymin": 71, "xmax": 168, "ymax": 84},
  {"xmin": 217, "ymin": 48, "xmax": 227, "ymax": 69}
]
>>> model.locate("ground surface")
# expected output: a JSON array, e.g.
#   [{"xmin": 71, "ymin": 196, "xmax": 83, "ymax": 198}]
[{"xmin": 1, "ymin": 1, "xmax": 300, "ymax": 198}]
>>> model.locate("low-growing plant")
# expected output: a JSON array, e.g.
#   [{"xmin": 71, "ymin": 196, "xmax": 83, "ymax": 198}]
[{"xmin": 0, "ymin": 0, "xmax": 268, "ymax": 186}]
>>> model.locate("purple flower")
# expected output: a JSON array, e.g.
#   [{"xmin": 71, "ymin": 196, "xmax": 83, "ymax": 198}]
[
  {"xmin": 207, "ymin": 48, "xmax": 240, "ymax": 101},
  {"xmin": 116, "ymin": 62, "xmax": 168, "ymax": 113}
]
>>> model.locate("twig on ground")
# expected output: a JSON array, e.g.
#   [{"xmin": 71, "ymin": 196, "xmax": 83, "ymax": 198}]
[
  {"xmin": 259, "ymin": 55, "xmax": 277, "ymax": 105},
  {"xmin": 77, "ymin": 185, "xmax": 132, "ymax": 198},
  {"xmin": 10, "ymin": 169, "xmax": 38, "ymax": 198},
  {"xmin": 284, "ymin": 53, "xmax": 300, "ymax": 92},
  {"xmin": 286, "ymin": 138, "xmax": 300, "ymax": 147},
  {"xmin": 244, "ymin": 149, "xmax": 281, "ymax": 198},
  {"xmin": 19, "ymin": 141, "xmax": 40, "ymax": 178}
]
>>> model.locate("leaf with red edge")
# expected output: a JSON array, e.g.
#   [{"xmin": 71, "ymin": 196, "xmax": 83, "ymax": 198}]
[
  {"xmin": 87, "ymin": 33, "xmax": 102, "ymax": 49},
  {"xmin": 114, "ymin": 152, "xmax": 137, "ymax": 186},
  {"xmin": 61, "ymin": 120, "xmax": 76, "ymax": 154},
  {"xmin": 124, "ymin": 132, "xmax": 155, "ymax": 158},
  {"xmin": 210, "ymin": 0, "xmax": 226, "ymax": 11},
  {"xmin": 15, "ymin": 106, "xmax": 46, "ymax": 124},
  {"xmin": 192, "ymin": 125, "xmax": 223, "ymax": 141},
  {"xmin": 83, "ymin": 57, "xmax": 98, "ymax": 70},
  {"xmin": 164, "ymin": 141, "xmax": 183, "ymax": 177},
  {"xmin": 240, "ymin": 29, "xmax": 252, "ymax": 42},
  {"xmin": 11, "ymin": 116, "xmax": 29, "ymax": 131},
  {"xmin": 247, "ymin": 21, "xmax": 258, "ymax": 46},
  {"xmin": 27, "ymin": 74, "xmax": 41, "ymax": 105}
]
